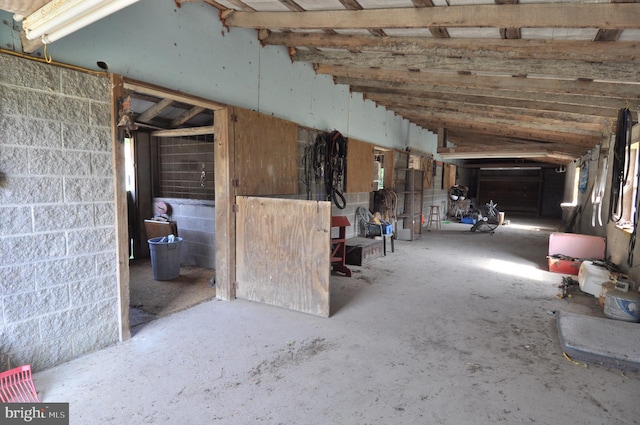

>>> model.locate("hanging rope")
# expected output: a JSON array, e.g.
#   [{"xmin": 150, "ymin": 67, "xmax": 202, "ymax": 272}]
[{"xmin": 378, "ymin": 188, "xmax": 398, "ymax": 224}]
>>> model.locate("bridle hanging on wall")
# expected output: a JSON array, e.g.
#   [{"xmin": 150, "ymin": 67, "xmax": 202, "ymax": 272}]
[
  {"xmin": 302, "ymin": 130, "xmax": 347, "ymax": 209},
  {"xmin": 609, "ymin": 107, "xmax": 633, "ymax": 223}
]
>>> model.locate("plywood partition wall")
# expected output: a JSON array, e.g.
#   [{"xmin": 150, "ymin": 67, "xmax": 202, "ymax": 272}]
[
  {"xmin": 234, "ymin": 107, "xmax": 298, "ymax": 196},
  {"xmin": 443, "ymin": 163, "xmax": 457, "ymax": 190},
  {"xmin": 235, "ymin": 197, "xmax": 331, "ymax": 317},
  {"xmin": 346, "ymin": 138, "xmax": 375, "ymax": 193}
]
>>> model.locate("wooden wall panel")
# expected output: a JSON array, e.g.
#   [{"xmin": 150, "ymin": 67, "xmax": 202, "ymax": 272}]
[
  {"xmin": 235, "ymin": 197, "xmax": 331, "ymax": 317},
  {"xmin": 478, "ymin": 176, "xmax": 541, "ymax": 214},
  {"xmin": 443, "ymin": 163, "xmax": 457, "ymax": 189},
  {"xmin": 214, "ymin": 107, "xmax": 236, "ymax": 300},
  {"xmin": 347, "ymin": 138, "xmax": 375, "ymax": 193},
  {"xmin": 234, "ymin": 108, "xmax": 298, "ymax": 196},
  {"xmin": 383, "ymin": 150, "xmax": 395, "ymax": 189},
  {"xmin": 424, "ymin": 157, "xmax": 433, "ymax": 189}
]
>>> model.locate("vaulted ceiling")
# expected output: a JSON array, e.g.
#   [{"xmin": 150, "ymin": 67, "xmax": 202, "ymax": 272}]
[
  {"xmin": 3, "ymin": 0, "xmax": 640, "ymax": 165},
  {"xmin": 202, "ymin": 0, "xmax": 640, "ymax": 165}
]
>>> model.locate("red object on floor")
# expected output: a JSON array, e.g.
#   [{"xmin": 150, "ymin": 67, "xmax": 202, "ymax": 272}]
[
  {"xmin": 0, "ymin": 364, "xmax": 40, "ymax": 402},
  {"xmin": 548, "ymin": 232, "xmax": 606, "ymax": 275},
  {"xmin": 330, "ymin": 216, "xmax": 352, "ymax": 277}
]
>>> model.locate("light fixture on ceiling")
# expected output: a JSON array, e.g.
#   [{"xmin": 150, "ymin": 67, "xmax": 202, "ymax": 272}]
[{"xmin": 22, "ymin": 0, "xmax": 141, "ymax": 44}]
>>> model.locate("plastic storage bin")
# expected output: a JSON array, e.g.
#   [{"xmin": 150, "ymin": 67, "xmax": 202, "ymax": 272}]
[{"xmin": 148, "ymin": 236, "xmax": 182, "ymax": 280}]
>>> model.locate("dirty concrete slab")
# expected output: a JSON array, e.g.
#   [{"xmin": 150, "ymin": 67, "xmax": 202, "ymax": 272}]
[
  {"xmin": 129, "ymin": 258, "xmax": 216, "ymax": 319},
  {"xmin": 558, "ymin": 310, "xmax": 640, "ymax": 371},
  {"xmin": 33, "ymin": 219, "xmax": 640, "ymax": 424}
]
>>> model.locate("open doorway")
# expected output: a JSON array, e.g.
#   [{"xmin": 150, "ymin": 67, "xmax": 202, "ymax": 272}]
[{"xmin": 120, "ymin": 84, "xmax": 219, "ymax": 329}]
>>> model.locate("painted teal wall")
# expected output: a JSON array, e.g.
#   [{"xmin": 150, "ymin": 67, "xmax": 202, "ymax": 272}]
[{"xmin": 0, "ymin": 0, "xmax": 437, "ymax": 152}]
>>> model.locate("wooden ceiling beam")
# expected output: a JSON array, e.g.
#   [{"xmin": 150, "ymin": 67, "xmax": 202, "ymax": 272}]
[
  {"xmin": 262, "ymin": 32, "xmax": 640, "ymax": 62},
  {"xmin": 397, "ymin": 108, "xmax": 605, "ymax": 147},
  {"xmin": 152, "ymin": 125, "xmax": 216, "ymax": 138},
  {"xmin": 298, "ymin": 50, "xmax": 639, "ymax": 82},
  {"xmin": 170, "ymin": 106, "xmax": 207, "ymax": 128},
  {"xmin": 437, "ymin": 146, "xmax": 581, "ymax": 162},
  {"xmin": 344, "ymin": 80, "xmax": 637, "ymax": 113},
  {"xmin": 222, "ymin": 3, "xmax": 640, "ymax": 30},
  {"xmin": 411, "ymin": 0, "xmax": 450, "ymax": 38},
  {"xmin": 395, "ymin": 106, "xmax": 606, "ymax": 138},
  {"xmin": 445, "ymin": 130, "xmax": 586, "ymax": 152},
  {"xmin": 361, "ymin": 90, "xmax": 620, "ymax": 119},
  {"xmin": 439, "ymin": 142, "xmax": 584, "ymax": 155},
  {"xmin": 136, "ymin": 98, "xmax": 174, "ymax": 123},
  {"xmin": 366, "ymin": 93, "xmax": 611, "ymax": 126},
  {"xmin": 318, "ymin": 65, "xmax": 640, "ymax": 99}
]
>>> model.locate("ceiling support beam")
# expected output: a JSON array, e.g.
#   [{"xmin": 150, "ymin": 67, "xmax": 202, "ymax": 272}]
[
  {"xmin": 152, "ymin": 125, "xmax": 216, "ymax": 138},
  {"xmin": 262, "ymin": 32, "xmax": 640, "ymax": 63},
  {"xmin": 397, "ymin": 108, "xmax": 605, "ymax": 147},
  {"xmin": 222, "ymin": 3, "xmax": 640, "ymax": 30},
  {"xmin": 297, "ymin": 50, "xmax": 639, "ymax": 82},
  {"xmin": 316, "ymin": 65, "xmax": 640, "ymax": 99},
  {"xmin": 171, "ymin": 106, "xmax": 207, "ymax": 128},
  {"xmin": 137, "ymin": 98, "xmax": 174, "ymax": 123},
  {"xmin": 365, "ymin": 93, "xmax": 611, "ymax": 126},
  {"xmin": 347, "ymin": 80, "xmax": 637, "ymax": 114}
]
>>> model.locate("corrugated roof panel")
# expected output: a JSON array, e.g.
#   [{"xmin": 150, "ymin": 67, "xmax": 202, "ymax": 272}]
[
  {"xmin": 519, "ymin": 0, "xmax": 600, "ymax": 3},
  {"xmin": 333, "ymin": 29, "xmax": 374, "ymax": 35},
  {"xmin": 617, "ymin": 29, "xmax": 640, "ymax": 41},
  {"xmin": 241, "ymin": 0, "xmax": 291, "ymax": 11},
  {"xmin": 294, "ymin": 0, "xmax": 344, "ymax": 10},
  {"xmin": 358, "ymin": 0, "xmax": 416, "ymax": 8},
  {"xmin": 447, "ymin": 27, "xmax": 502, "ymax": 38},
  {"xmin": 384, "ymin": 28, "xmax": 434, "ymax": 37},
  {"xmin": 448, "ymin": 0, "xmax": 495, "ymax": 5},
  {"xmin": 522, "ymin": 28, "xmax": 599, "ymax": 40}
]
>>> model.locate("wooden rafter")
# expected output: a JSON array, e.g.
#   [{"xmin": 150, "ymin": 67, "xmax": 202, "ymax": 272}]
[
  {"xmin": 222, "ymin": 4, "xmax": 640, "ymax": 30},
  {"xmin": 297, "ymin": 50, "xmax": 639, "ymax": 82},
  {"xmin": 317, "ymin": 65, "xmax": 640, "ymax": 100},
  {"xmin": 171, "ymin": 106, "xmax": 207, "ymax": 128},
  {"xmin": 361, "ymin": 90, "xmax": 621, "ymax": 120},
  {"xmin": 136, "ymin": 98, "xmax": 174, "ymax": 123},
  {"xmin": 261, "ymin": 32, "xmax": 640, "ymax": 63},
  {"xmin": 346, "ymin": 81, "xmax": 635, "ymax": 115},
  {"xmin": 152, "ymin": 125, "xmax": 216, "ymax": 138}
]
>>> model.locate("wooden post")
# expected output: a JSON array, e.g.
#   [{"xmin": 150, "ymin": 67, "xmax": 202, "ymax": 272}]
[
  {"xmin": 214, "ymin": 107, "xmax": 236, "ymax": 300},
  {"xmin": 438, "ymin": 127, "xmax": 447, "ymax": 148},
  {"xmin": 110, "ymin": 73, "xmax": 131, "ymax": 341}
]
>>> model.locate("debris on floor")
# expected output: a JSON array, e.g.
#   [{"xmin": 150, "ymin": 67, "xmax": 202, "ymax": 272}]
[{"xmin": 557, "ymin": 276, "xmax": 579, "ymax": 299}]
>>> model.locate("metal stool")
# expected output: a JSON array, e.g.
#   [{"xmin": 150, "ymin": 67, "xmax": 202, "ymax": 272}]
[{"xmin": 426, "ymin": 205, "xmax": 442, "ymax": 231}]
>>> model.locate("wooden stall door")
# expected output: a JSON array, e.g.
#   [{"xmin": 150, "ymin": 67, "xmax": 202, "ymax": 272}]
[{"xmin": 235, "ymin": 197, "xmax": 331, "ymax": 317}]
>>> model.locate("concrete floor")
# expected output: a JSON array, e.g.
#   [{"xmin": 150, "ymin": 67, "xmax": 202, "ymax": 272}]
[
  {"xmin": 33, "ymin": 218, "xmax": 640, "ymax": 424},
  {"xmin": 129, "ymin": 258, "xmax": 216, "ymax": 327}
]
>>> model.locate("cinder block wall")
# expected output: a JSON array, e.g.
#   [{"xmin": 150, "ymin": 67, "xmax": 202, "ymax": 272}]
[
  {"xmin": 152, "ymin": 197, "xmax": 215, "ymax": 269},
  {"xmin": 0, "ymin": 54, "xmax": 120, "ymax": 371}
]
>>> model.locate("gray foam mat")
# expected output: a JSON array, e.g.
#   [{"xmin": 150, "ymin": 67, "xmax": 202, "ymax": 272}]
[{"xmin": 557, "ymin": 310, "xmax": 640, "ymax": 371}]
